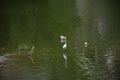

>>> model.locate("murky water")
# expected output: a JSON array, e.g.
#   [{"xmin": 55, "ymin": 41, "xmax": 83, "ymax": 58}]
[{"xmin": 0, "ymin": 0, "xmax": 120, "ymax": 80}]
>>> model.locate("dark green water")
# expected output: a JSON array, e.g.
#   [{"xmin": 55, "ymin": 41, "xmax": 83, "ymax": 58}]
[{"xmin": 0, "ymin": 0, "xmax": 120, "ymax": 80}]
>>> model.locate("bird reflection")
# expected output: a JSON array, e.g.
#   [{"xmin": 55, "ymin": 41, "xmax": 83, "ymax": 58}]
[
  {"xmin": 63, "ymin": 53, "xmax": 67, "ymax": 68},
  {"xmin": 28, "ymin": 56, "xmax": 35, "ymax": 64}
]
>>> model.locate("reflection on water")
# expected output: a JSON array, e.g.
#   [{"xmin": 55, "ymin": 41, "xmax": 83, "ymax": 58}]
[
  {"xmin": 63, "ymin": 53, "xmax": 67, "ymax": 69},
  {"xmin": 28, "ymin": 56, "xmax": 35, "ymax": 64},
  {"xmin": 0, "ymin": 0, "xmax": 120, "ymax": 80}
]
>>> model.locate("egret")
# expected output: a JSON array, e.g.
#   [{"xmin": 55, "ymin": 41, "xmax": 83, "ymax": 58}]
[
  {"xmin": 60, "ymin": 35, "xmax": 67, "ymax": 49},
  {"xmin": 28, "ymin": 46, "xmax": 35, "ymax": 56},
  {"xmin": 27, "ymin": 46, "xmax": 35, "ymax": 64},
  {"xmin": 84, "ymin": 42, "xmax": 88, "ymax": 47}
]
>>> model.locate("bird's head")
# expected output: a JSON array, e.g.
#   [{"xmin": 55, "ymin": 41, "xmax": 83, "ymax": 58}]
[{"xmin": 60, "ymin": 35, "xmax": 66, "ymax": 43}]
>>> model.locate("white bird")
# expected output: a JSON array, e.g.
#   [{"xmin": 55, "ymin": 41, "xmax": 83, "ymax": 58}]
[
  {"xmin": 84, "ymin": 42, "xmax": 88, "ymax": 47},
  {"xmin": 28, "ymin": 46, "xmax": 35, "ymax": 56},
  {"xmin": 60, "ymin": 35, "xmax": 67, "ymax": 49}
]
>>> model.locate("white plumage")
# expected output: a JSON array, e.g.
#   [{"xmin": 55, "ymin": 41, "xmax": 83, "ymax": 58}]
[
  {"xmin": 84, "ymin": 42, "xmax": 88, "ymax": 47},
  {"xmin": 60, "ymin": 35, "xmax": 67, "ymax": 49},
  {"xmin": 60, "ymin": 35, "xmax": 66, "ymax": 43},
  {"xmin": 63, "ymin": 43, "xmax": 67, "ymax": 49},
  {"xmin": 60, "ymin": 35, "xmax": 66, "ymax": 40}
]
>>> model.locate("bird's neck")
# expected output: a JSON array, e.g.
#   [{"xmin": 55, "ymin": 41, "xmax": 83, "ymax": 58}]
[{"xmin": 65, "ymin": 39, "xmax": 67, "ymax": 44}]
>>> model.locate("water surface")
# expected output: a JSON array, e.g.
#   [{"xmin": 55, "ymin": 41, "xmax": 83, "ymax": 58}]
[{"xmin": 0, "ymin": 0, "xmax": 120, "ymax": 80}]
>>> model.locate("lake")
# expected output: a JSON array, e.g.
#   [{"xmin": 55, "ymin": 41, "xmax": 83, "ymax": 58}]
[{"xmin": 0, "ymin": 0, "xmax": 120, "ymax": 80}]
